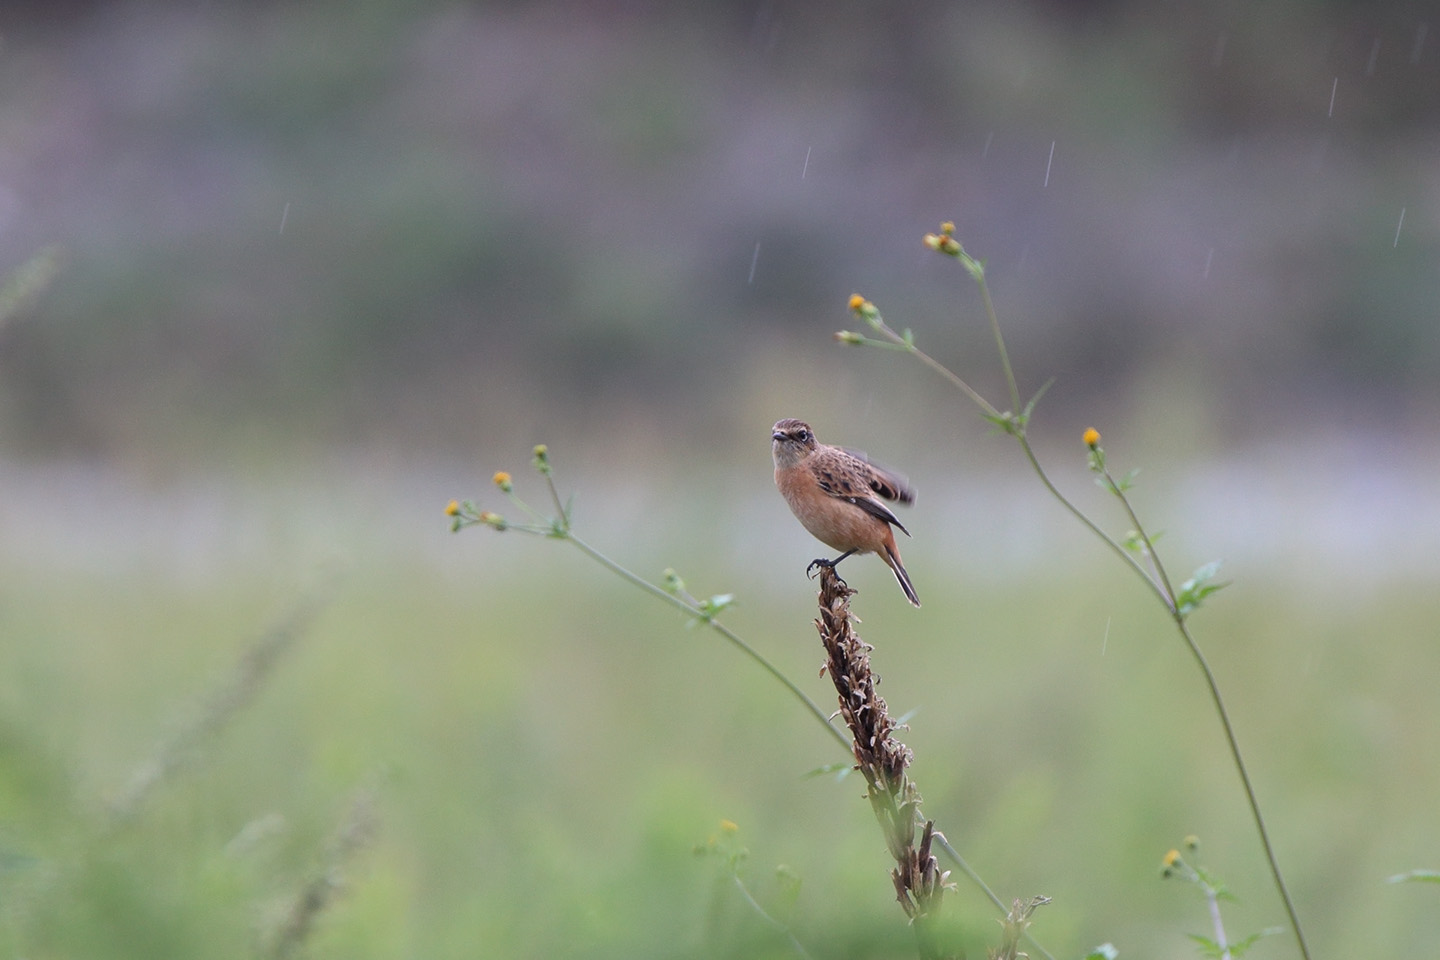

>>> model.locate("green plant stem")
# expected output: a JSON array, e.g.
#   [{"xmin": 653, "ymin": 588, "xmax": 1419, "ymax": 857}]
[
  {"xmin": 1174, "ymin": 617, "xmax": 1310, "ymax": 960},
  {"xmin": 868, "ymin": 255, "xmax": 1312, "ymax": 960},
  {"xmin": 931, "ymin": 833, "xmax": 1057, "ymax": 960},
  {"xmin": 977, "ymin": 278, "xmax": 1021, "ymax": 415},
  {"xmin": 564, "ymin": 533, "xmax": 849, "ymax": 753},
  {"xmin": 904, "ymin": 340, "xmax": 1001, "ymax": 419},
  {"xmin": 1015, "ymin": 436, "xmax": 1167, "ymax": 600},
  {"xmin": 1100, "ymin": 466, "xmax": 1178, "ymax": 608},
  {"xmin": 729, "ymin": 874, "xmax": 815, "ymax": 960}
]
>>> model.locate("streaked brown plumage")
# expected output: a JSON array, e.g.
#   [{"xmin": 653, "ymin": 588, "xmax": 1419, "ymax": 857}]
[{"xmin": 771, "ymin": 418, "xmax": 920, "ymax": 607}]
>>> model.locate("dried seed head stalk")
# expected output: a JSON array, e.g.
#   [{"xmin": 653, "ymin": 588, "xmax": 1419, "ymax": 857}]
[{"xmin": 815, "ymin": 566, "xmax": 952, "ymax": 958}]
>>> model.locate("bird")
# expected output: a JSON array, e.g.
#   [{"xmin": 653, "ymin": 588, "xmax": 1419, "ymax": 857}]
[{"xmin": 771, "ymin": 418, "xmax": 920, "ymax": 607}]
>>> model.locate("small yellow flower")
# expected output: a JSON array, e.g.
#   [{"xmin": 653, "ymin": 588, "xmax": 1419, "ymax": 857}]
[
  {"xmin": 719, "ymin": 819, "xmax": 739, "ymax": 834},
  {"xmin": 1083, "ymin": 427, "xmax": 1101, "ymax": 448},
  {"xmin": 532, "ymin": 444, "xmax": 549, "ymax": 461},
  {"xmin": 478, "ymin": 510, "xmax": 506, "ymax": 530},
  {"xmin": 1184, "ymin": 834, "xmax": 1200, "ymax": 851},
  {"xmin": 492, "ymin": 471, "xmax": 513, "ymax": 492},
  {"xmin": 847, "ymin": 293, "xmax": 866, "ymax": 312},
  {"xmin": 444, "ymin": 499, "xmax": 461, "ymax": 517},
  {"xmin": 1163, "ymin": 849, "xmax": 1182, "ymax": 868},
  {"xmin": 939, "ymin": 220, "xmax": 955, "ymax": 236}
]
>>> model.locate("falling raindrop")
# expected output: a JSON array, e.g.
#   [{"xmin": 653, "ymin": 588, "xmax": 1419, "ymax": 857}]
[
  {"xmin": 1043, "ymin": 140, "xmax": 1055, "ymax": 187},
  {"xmin": 801, "ymin": 146, "xmax": 812, "ymax": 180},
  {"xmin": 1328, "ymin": 77, "xmax": 1338, "ymax": 117},
  {"xmin": 278, "ymin": 201, "xmax": 290, "ymax": 235},
  {"xmin": 1394, "ymin": 207, "xmax": 1406, "ymax": 247},
  {"xmin": 1203, "ymin": 247, "xmax": 1215, "ymax": 279},
  {"xmin": 748, "ymin": 241, "xmax": 761, "ymax": 284},
  {"xmin": 982, "ymin": 131, "xmax": 994, "ymax": 158},
  {"xmin": 1366, "ymin": 38, "xmax": 1381, "ymax": 76}
]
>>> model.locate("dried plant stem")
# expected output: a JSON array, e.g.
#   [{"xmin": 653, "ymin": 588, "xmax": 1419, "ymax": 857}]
[
  {"xmin": 107, "ymin": 577, "xmax": 339, "ymax": 824},
  {"xmin": 268, "ymin": 787, "xmax": 379, "ymax": 960},
  {"xmin": 814, "ymin": 566, "xmax": 952, "ymax": 960}
]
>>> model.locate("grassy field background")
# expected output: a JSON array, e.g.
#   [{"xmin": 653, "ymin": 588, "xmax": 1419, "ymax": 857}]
[{"xmin": 3, "ymin": 444, "xmax": 1438, "ymax": 958}]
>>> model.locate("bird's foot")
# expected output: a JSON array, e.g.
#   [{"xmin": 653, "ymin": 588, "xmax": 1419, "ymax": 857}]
[
  {"xmin": 806, "ymin": 558, "xmax": 851, "ymax": 593},
  {"xmin": 806, "ymin": 548, "xmax": 856, "ymax": 579}
]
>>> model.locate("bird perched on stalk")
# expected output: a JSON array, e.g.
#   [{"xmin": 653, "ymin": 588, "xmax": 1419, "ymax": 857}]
[{"xmin": 771, "ymin": 418, "xmax": 920, "ymax": 607}]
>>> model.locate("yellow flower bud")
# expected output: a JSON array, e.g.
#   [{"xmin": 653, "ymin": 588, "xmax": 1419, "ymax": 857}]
[
  {"xmin": 1082, "ymin": 427, "xmax": 1101, "ymax": 448},
  {"xmin": 492, "ymin": 471, "xmax": 513, "ymax": 492}
]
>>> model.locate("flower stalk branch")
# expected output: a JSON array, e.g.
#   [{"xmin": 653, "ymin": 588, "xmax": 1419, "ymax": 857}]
[{"xmin": 836, "ymin": 222, "xmax": 1311, "ymax": 960}]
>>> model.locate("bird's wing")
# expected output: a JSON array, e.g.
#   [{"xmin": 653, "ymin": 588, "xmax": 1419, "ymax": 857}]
[
  {"xmin": 840, "ymin": 446, "xmax": 915, "ymax": 505},
  {"xmin": 810, "ymin": 449, "xmax": 912, "ymax": 537}
]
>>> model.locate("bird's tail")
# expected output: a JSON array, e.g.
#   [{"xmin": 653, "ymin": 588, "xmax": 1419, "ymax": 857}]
[{"xmin": 883, "ymin": 544, "xmax": 921, "ymax": 607}]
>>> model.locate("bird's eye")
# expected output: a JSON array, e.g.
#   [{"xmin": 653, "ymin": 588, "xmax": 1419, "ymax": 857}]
[{"xmin": 798, "ymin": 430, "xmax": 810, "ymax": 442}]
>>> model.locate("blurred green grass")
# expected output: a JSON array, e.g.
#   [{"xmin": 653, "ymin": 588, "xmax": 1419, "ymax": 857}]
[{"xmin": 3, "ymin": 509, "xmax": 1438, "ymax": 958}]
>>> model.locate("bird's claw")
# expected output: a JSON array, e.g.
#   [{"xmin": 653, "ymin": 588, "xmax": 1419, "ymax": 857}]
[{"xmin": 806, "ymin": 559, "xmax": 848, "ymax": 593}]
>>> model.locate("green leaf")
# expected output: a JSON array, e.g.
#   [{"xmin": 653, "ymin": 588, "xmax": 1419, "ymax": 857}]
[
  {"xmin": 1175, "ymin": 560, "xmax": 1230, "ymax": 618},
  {"xmin": 1019, "ymin": 378, "xmax": 1055, "ymax": 425},
  {"xmin": 981, "ymin": 410, "xmax": 1022, "ymax": 437},
  {"xmin": 1185, "ymin": 934, "xmax": 1224, "ymax": 958},
  {"xmin": 699, "ymin": 593, "xmax": 737, "ymax": 619},
  {"xmin": 1227, "ymin": 927, "xmax": 1285, "ymax": 957},
  {"xmin": 802, "ymin": 761, "xmax": 854, "ymax": 781},
  {"xmin": 1387, "ymin": 868, "xmax": 1440, "ymax": 884}
]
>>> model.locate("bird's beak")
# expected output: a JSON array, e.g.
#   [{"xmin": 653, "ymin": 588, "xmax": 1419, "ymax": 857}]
[{"xmin": 771, "ymin": 431, "xmax": 786, "ymax": 442}]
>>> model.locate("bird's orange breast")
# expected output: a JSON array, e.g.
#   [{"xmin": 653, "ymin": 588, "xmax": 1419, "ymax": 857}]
[{"xmin": 776, "ymin": 463, "xmax": 887, "ymax": 556}]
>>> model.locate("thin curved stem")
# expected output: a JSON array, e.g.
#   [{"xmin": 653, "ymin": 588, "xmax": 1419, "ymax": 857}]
[
  {"xmin": 1014, "ymin": 436, "xmax": 1169, "ymax": 603},
  {"xmin": 931, "ymin": 833, "xmax": 1057, "ymax": 960},
  {"xmin": 977, "ymin": 278, "xmax": 1021, "ymax": 415},
  {"xmin": 858, "ymin": 247, "xmax": 1314, "ymax": 959},
  {"xmin": 565, "ymin": 533, "xmax": 849, "ymax": 752},
  {"xmin": 1174, "ymin": 618, "xmax": 1311, "ymax": 960}
]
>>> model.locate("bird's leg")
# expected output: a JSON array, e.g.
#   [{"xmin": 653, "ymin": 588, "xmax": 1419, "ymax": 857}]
[{"xmin": 806, "ymin": 549, "xmax": 857, "ymax": 579}]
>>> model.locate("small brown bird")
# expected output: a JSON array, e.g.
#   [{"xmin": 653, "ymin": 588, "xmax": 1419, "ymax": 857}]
[{"xmin": 771, "ymin": 418, "xmax": 920, "ymax": 607}]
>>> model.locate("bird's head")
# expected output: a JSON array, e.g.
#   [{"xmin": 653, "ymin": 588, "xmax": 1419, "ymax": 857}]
[{"xmin": 771, "ymin": 418, "xmax": 817, "ymax": 468}]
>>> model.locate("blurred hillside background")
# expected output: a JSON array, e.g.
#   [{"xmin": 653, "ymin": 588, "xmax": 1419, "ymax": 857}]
[{"xmin": 2, "ymin": 1, "xmax": 1439, "ymax": 958}]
